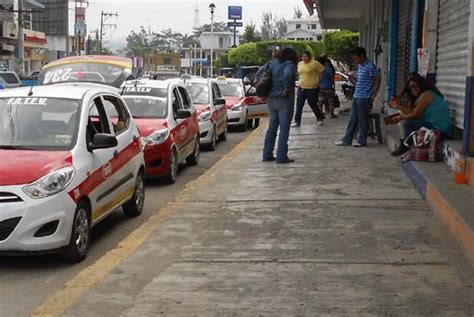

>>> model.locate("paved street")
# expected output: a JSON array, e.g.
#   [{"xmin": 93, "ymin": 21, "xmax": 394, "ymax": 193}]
[
  {"xmin": 0, "ymin": 129, "xmax": 252, "ymax": 317},
  {"xmin": 26, "ymin": 110, "xmax": 474, "ymax": 316}
]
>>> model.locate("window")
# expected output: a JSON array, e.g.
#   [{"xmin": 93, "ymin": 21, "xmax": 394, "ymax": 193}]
[
  {"xmin": 317, "ymin": 35, "xmax": 323, "ymax": 41},
  {"xmin": 88, "ymin": 98, "xmax": 110, "ymax": 144},
  {"xmin": 212, "ymin": 83, "xmax": 222, "ymax": 100},
  {"xmin": 288, "ymin": 38, "xmax": 295, "ymax": 41},
  {"xmin": 297, "ymin": 38, "xmax": 305, "ymax": 41},
  {"xmin": 311, "ymin": 24, "xmax": 317, "ymax": 30},
  {"xmin": 178, "ymin": 87, "xmax": 192, "ymax": 109},
  {"xmin": 102, "ymin": 96, "xmax": 130, "ymax": 135},
  {"xmin": 172, "ymin": 88, "xmax": 182, "ymax": 115},
  {"xmin": 219, "ymin": 37, "xmax": 224, "ymax": 49},
  {"xmin": 296, "ymin": 24, "xmax": 301, "ymax": 29}
]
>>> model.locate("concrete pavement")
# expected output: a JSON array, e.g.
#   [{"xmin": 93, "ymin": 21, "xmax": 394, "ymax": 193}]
[{"xmin": 36, "ymin": 110, "xmax": 474, "ymax": 316}]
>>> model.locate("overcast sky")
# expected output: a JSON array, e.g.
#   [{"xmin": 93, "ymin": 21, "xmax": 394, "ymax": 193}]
[{"xmin": 81, "ymin": 0, "xmax": 307, "ymax": 45}]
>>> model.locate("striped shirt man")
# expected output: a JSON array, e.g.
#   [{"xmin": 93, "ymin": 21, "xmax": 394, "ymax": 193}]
[{"xmin": 354, "ymin": 59, "xmax": 379, "ymax": 99}]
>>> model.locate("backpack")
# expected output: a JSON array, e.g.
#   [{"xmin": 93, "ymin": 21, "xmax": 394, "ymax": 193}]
[{"xmin": 255, "ymin": 62, "xmax": 272, "ymax": 98}]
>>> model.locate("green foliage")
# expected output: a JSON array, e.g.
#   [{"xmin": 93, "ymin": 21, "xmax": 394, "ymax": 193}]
[
  {"xmin": 242, "ymin": 23, "xmax": 258, "ymax": 43},
  {"xmin": 228, "ymin": 40, "xmax": 324, "ymax": 66},
  {"xmin": 323, "ymin": 30, "xmax": 359, "ymax": 64},
  {"xmin": 214, "ymin": 54, "xmax": 230, "ymax": 69}
]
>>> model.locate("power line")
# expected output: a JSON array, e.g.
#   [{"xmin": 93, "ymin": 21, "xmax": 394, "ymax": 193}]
[{"xmin": 99, "ymin": 11, "xmax": 118, "ymax": 55}]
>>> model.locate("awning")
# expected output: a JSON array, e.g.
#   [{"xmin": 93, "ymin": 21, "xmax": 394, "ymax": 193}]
[{"xmin": 314, "ymin": 0, "xmax": 369, "ymax": 30}]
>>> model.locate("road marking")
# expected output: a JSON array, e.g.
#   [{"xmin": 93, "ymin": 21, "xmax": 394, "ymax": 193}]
[{"xmin": 31, "ymin": 124, "xmax": 265, "ymax": 317}]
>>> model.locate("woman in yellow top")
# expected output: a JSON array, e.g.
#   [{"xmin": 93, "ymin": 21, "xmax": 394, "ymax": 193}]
[{"xmin": 292, "ymin": 51, "xmax": 326, "ymax": 127}]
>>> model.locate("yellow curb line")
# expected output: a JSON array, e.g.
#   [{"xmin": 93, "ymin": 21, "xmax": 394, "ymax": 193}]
[{"xmin": 31, "ymin": 123, "xmax": 266, "ymax": 317}]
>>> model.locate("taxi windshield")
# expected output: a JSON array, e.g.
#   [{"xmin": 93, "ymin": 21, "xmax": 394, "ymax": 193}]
[
  {"xmin": 0, "ymin": 97, "xmax": 80, "ymax": 150},
  {"xmin": 218, "ymin": 82, "xmax": 243, "ymax": 97},
  {"xmin": 39, "ymin": 62, "xmax": 130, "ymax": 87},
  {"xmin": 185, "ymin": 83, "xmax": 209, "ymax": 104},
  {"xmin": 123, "ymin": 95, "xmax": 168, "ymax": 119}
]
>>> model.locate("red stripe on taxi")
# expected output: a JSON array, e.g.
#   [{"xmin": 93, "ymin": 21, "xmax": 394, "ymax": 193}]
[{"xmin": 68, "ymin": 139, "xmax": 141, "ymax": 203}]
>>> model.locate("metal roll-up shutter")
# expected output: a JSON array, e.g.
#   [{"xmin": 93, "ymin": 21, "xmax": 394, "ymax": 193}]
[
  {"xmin": 396, "ymin": 0, "xmax": 413, "ymax": 95},
  {"xmin": 436, "ymin": 0, "xmax": 470, "ymax": 129}
]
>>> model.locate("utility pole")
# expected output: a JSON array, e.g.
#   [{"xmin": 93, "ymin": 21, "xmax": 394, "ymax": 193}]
[
  {"xmin": 99, "ymin": 11, "xmax": 118, "ymax": 55},
  {"xmin": 17, "ymin": 0, "xmax": 24, "ymax": 76}
]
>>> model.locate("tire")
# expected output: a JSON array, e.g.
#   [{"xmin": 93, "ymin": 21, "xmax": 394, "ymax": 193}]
[
  {"xmin": 61, "ymin": 201, "xmax": 90, "ymax": 263},
  {"xmin": 218, "ymin": 123, "xmax": 228, "ymax": 142},
  {"xmin": 123, "ymin": 171, "xmax": 145, "ymax": 217},
  {"xmin": 246, "ymin": 118, "xmax": 253, "ymax": 129},
  {"xmin": 237, "ymin": 113, "xmax": 248, "ymax": 132},
  {"xmin": 164, "ymin": 149, "xmax": 178, "ymax": 184},
  {"xmin": 207, "ymin": 127, "xmax": 217, "ymax": 151},
  {"xmin": 254, "ymin": 118, "xmax": 260, "ymax": 128},
  {"xmin": 186, "ymin": 137, "xmax": 200, "ymax": 166}
]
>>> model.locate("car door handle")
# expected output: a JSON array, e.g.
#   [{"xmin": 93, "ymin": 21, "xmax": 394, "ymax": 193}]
[{"xmin": 113, "ymin": 150, "xmax": 119, "ymax": 158}]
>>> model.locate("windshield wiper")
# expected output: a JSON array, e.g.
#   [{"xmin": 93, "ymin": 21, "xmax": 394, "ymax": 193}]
[{"xmin": 0, "ymin": 145, "xmax": 36, "ymax": 150}]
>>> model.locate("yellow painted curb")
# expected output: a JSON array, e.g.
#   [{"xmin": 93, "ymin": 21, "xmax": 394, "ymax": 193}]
[
  {"xmin": 427, "ymin": 183, "xmax": 474, "ymax": 267},
  {"xmin": 31, "ymin": 124, "xmax": 266, "ymax": 317}
]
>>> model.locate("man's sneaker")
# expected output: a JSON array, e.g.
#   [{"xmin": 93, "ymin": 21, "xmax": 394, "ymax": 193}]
[
  {"xmin": 353, "ymin": 142, "xmax": 366, "ymax": 147},
  {"xmin": 276, "ymin": 157, "xmax": 295, "ymax": 164},
  {"xmin": 317, "ymin": 120, "xmax": 324, "ymax": 126},
  {"xmin": 291, "ymin": 122, "xmax": 301, "ymax": 128},
  {"xmin": 334, "ymin": 140, "xmax": 351, "ymax": 146}
]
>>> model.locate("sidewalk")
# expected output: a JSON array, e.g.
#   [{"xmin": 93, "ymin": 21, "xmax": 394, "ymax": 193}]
[{"xmin": 38, "ymin": 110, "xmax": 474, "ymax": 316}]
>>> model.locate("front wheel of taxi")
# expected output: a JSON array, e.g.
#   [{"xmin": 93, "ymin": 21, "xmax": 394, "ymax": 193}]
[
  {"xmin": 186, "ymin": 137, "xmax": 200, "ymax": 166},
  {"xmin": 61, "ymin": 201, "xmax": 90, "ymax": 263},
  {"xmin": 123, "ymin": 171, "xmax": 145, "ymax": 217},
  {"xmin": 164, "ymin": 149, "xmax": 178, "ymax": 184},
  {"xmin": 219, "ymin": 123, "xmax": 228, "ymax": 142},
  {"xmin": 207, "ymin": 127, "xmax": 217, "ymax": 151}
]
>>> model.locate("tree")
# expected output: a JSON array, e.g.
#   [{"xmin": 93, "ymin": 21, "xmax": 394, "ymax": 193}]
[
  {"xmin": 194, "ymin": 22, "xmax": 230, "ymax": 38},
  {"xmin": 323, "ymin": 30, "xmax": 359, "ymax": 64},
  {"xmin": 122, "ymin": 27, "xmax": 200, "ymax": 57},
  {"xmin": 228, "ymin": 40, "xmax": 324, "ymax": 66},
  {"xmin": 294, "ymin": 6, "xmax": 303, "ymax": 19},
  {"xmin": 260, "ymin": 12, "xmax": 287, "ymax": 40},
  {"xmin": 242, "ymin": 22, "xmax": 258, "ymax": 43}
]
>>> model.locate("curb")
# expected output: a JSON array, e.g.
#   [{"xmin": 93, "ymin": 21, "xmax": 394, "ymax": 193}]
[{"xmin": 401, "ymin": 160, "xmax": 474, "ymax": 267}]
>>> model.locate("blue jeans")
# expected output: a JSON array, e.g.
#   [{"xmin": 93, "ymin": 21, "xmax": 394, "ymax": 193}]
[
  {"xmin": 263, "ymin": 98, "xmax": 294, "ymax": 162},
  {"xmin": 294, "ymin": 88, "xmax": 325, "ymax": 124},
  {"xmin": 404, "ymin": 119, "xmax": 437, "ymax": 137},
  {"xmin": 341, "ymin": 97, "xmax": 371, "ymax": 145}
]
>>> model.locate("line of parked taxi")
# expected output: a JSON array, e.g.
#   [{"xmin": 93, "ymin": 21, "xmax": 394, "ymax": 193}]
[{"xmin": 0, "ymin": 56, "xmax": 267, "ymax": 262}]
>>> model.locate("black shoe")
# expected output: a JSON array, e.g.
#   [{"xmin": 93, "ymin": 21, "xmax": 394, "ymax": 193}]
[
  {"xmin": 276, "ymin": 157, "xmax": 295, "ymax": 164},
  {"xmin": 263, "ymin": 157, "xmax": 276, "ymax": 162},
  {"xmin": 391, "ymin": 141, "xmax": 409, "ymax": 156}
]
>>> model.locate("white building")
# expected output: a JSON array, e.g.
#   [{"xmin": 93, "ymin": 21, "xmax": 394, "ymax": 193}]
[
  {"xmin": 199, "ymin": 31, "xmax": 239, "ymax": 76},
  {"xmin": 284, "ymin": 17, "xmax": 324, "ymax": 41}
]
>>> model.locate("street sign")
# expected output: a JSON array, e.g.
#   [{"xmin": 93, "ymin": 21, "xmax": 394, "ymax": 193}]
[
  {"xmin": 227, "ymin": 21, "xmax": 243, "ymax": 27},
  {"xmin": 228, "ymin": 6, "xmax": 242, "ymax": 20}
]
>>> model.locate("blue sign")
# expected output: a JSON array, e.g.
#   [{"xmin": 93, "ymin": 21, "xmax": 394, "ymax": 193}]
[{"xmin": 228, "ymin": 6, "xmax": 242, "ymax": 20}]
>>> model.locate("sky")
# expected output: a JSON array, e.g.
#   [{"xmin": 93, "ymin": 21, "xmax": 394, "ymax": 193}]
[{"xmin": 80, "ymin": 0, "xmax": 306, "ymax": 47}]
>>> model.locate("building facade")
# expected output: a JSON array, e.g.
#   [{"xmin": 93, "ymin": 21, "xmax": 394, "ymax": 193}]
[
  {"xmin": 312, "ymin": 0, "xmax": 474, "ymax": 156},
  {"xmin": 284, "ymin": 17, "xmax": 325, "ymax": 41},
  {"xmin": 0, "ymin": 0, "xmax": 47, "ymax": 74}
]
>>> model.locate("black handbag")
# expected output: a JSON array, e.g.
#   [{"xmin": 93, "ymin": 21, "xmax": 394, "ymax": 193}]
[{"xmin": 255, "ymin": 62, "xmax": 272, "ymax": 98}]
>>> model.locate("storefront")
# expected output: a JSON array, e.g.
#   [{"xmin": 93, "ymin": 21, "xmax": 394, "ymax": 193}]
[{"xmin": 23, "ymin": 29, "xmax": 48, "ymax": 74}]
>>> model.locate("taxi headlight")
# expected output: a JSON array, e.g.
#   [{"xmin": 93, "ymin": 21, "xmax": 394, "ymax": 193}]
[
  {"xmin": 141, "ymin": 128, "xmax": 170, "ymax": 147},
  {"xmin": 23, "ymin": 167, "xmax": 75, "ymax": 199},
  {"xmin": 231, "ymin": 102, "xmax": 244, "ymax": 112},
  {"xmin": 199, "ymin": 111, "xmax": 212, "ymax": 122}
]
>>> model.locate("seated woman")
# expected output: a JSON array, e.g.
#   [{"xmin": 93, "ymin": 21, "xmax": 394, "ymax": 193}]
[{"xmin": 389, "ymin": 73, "xmax": 453, "ymax": 156}]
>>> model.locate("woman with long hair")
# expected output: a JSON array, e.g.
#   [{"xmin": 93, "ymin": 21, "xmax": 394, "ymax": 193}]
[
  {"xmin": 317, "ymin": 55, "xmax": 338, "ymax": 118},
  {"xmin": 389, "ymin": 73, "xmax": 453, "ymax": 156},
  {"xmin": 256, "ymin": 47, "xmax": 298, "ymax": 163}
]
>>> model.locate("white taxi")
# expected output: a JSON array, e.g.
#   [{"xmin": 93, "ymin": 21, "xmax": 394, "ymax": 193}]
[
  {"xmin": 214, "ymin": 77, "xmax": 247, "ymax": 131},
  {"xmin": 0, "ymin": 83, "xmax": 145, "ymax": 262},
  {"xmin": 169, "ymin": 76, "xmax": 228, "ymax": 151}
]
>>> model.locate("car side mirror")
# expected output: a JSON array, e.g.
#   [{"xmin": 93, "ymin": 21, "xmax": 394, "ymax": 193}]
[
  {"xmin": 175, "ymin": 109, "xmax": 192, "ymax": 119},
  {"xmin": 243, "ymin": 78, "xmax": 252, "ymax": 86},
  {"xmin": 214, "ymin": 97, "xmax": 226, "ymax": 106},
  {"xmin": 0, "ymin": 83, "xmax": 4, "ymax": 90},
  {"xmin": 245, "ymin": 86, "xmax": 256, "ymax": 97},
  {"xmin": 88, "ymin": 133, "xmax": 118, "ymax": 151}
]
